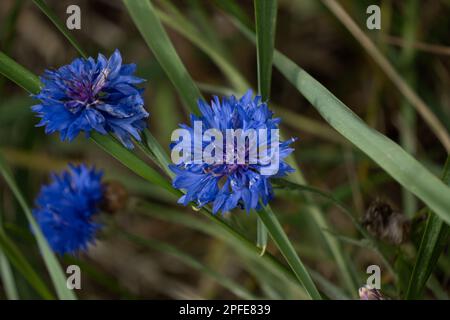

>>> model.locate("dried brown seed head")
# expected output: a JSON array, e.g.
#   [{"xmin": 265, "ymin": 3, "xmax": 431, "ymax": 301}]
[
  {"xmin": 362, "ymin": 199, "xmax": 410, "ymax": 244},
  {"xmin": 100, "ymin": 181, "xmax": 128, "ymax": 214}
]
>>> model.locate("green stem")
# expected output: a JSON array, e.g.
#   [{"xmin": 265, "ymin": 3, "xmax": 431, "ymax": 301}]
[
  {"xmin": 257, "ymin": 205, "xmax": 322, "ymax": 300},
  {"xmin": 406, "ymin": 156, "xmax": 450, "ymax": 299},
  {"xmin": 0, "ymin": 155, "xmax": 75, "ymax": 300}
]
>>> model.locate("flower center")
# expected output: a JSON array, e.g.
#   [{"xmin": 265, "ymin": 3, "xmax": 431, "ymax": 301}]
[{"xmin": 63, "ymin": 70, "xmax": 108, "ymax": 113}]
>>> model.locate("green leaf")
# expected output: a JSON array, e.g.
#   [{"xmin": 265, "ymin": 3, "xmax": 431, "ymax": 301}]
[
  {"xmin": 0, "ymin": 210, "xmax": 19, "ymax": 300},
  {"xmin": 0, "ymin": 51, "xmax": 40, "ymax": 93},
  {"xmin": 253, "ymin": 0, "xmax": 275, "ymax": 259},
  {"xmin": 272, "ymin": 51, "xmax": 450, "ymax": 224},
  {"xmin": 212, "ymin": 0, "xmax": 254, "ymax": 30},
  {"xmin": 321, "ymin": 0, "xmax": 450, "ymax": 152},
  {"xmin": 309, "ymin": 270, "xmax": 350, "ymax": 300},
  {"xmin": 257, "ymin": 205, "xmax": 322, "ymax": 299},
  {"xmin": 254, "ymin": 0, "xmax": 277, "ymax": 100},
  {"xmin": 406, "ymin": 156, "xmax": 450, "ymax": 299},
  {"xmin": 0, "ymin": 155, "xmax": 75, "ymax": 300},
  {"xmin": 156, "ymin": 0, "xmax": 249, "ymax": 94},
  {"xmin": 0, "ymin": 250, "xmax": 18, "ymax": 299},
  {"xmin": 123, "ymin": 0, "xmax": 202, "ymax": 114},
  {"xmin": 256, "ymin": 216, "xmax": 268, "ymax": 255},
  {"xmin": 91, "ymin": 132, "xmax": 176, "ymax": 195},
  {"xmin": 139, "ymin": 129, "xmax": 174, "ymax": 178},
  {"xmin": 0, "ymin": 229, "xmax": 53, "ymax": 300}
]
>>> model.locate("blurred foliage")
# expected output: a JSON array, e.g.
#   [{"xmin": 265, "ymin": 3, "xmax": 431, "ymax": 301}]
[{"xmin": 0, "ymin": 0, "xmax": 449, "ymax": 299}]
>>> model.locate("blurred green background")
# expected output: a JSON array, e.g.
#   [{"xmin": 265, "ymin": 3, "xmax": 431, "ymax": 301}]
[{"xmin": 0, "ymin": 0, "xmax": 449, "ymax": 299}]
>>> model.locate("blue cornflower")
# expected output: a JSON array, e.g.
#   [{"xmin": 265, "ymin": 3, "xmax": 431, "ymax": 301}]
[
  {"xmin": 32, "ymin": 49, "xmax": 149, "ymax": 149},
  {"xmin": 32, "ymin": 164, "xmax": 104, "ymax": 255},
  {"xmin": 170, "ymin": 90, "xmax": 296, "ymax": 214}
]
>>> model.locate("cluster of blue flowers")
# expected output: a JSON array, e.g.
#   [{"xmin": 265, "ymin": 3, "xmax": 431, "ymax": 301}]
[
  {"xmin": 31, "ymin": 51, "xmax": 296, "ymax": 254},
  {"xmin": 33, "ymin": 165, "xmax": 104, "ymax": 255}
]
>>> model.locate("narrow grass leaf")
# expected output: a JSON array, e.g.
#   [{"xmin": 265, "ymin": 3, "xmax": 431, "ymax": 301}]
[
  {"xmin": 257, "ymin": 205, "xmax": 322, "ymax": 300},
  {"xmin": 309, "ymin": 270, "xmax": 350, "ymax": 300},
  {"xmin": 256, "ymin": 216, "xmax": 268, "ymax": 256},
  {"xmin": 272, "ymin": 51, "xmax": 450, "ymax": 224},
  {"xmin": 0, "ymin": 51, "xmax": 40, "ymax": 93},
  {"xmin": 91, "ymin": 132, "xmax": 175, "ymax": 194},
  {"xmin": 0, "ymin": 229, "xmax": 53, "ymax": 299},
  {"xmin": 0, "ymin": 207, "xmax": 19, "ymax": 300},
  {"xmin": 156, "ymin": 0, "xmax": 249, "ymax": 93},
  {"xmin": 321, "ymin": 0, "xmax": 450, "ymax": 152},
  {"xmin": 0, "ymin": 250, "xmax": 18, "ymax": 299},
  {"xmin": 140, "ymin": 129, "xmax": 174, "ymax": 178},
  {"xmin": 0, "ymin": 155, "xmax": 75, "ymax": 299},
  {"xmin": 406, "ymin": 156, "xmax": 450, "ymax": 299},
  {"xmin": 254, "ymin": 0, "xmax": 277, "ymax": 100},
  {"xmin": 253, "ymin": 0, "xmax": 276, "ymax": 257}
]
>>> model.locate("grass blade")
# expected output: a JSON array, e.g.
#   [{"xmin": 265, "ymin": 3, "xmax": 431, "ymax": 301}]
[
  {"xmin": 0, "ymin": 51, "xmax": 40, "ymax": 93},
  {"xmin": 272, "ymin": 50, "xmax": 450, "ymax": 224},
  {"xmin": 256, "ymin": 215, "xmax": 268, "ymax": 255},
  {"xmin": 0, "ymin": 255, "xmax": 18, "ymax": 299},
  {"xmin": 0, "ymin": 250, "xmax": 18, "ymax": 299},
  {"xmin": 257, "ymin": 205, "xmax": 321, "ymax": 299},
  {"xmin": 0, "ymin": 155, "xmax": 75, "ymax": 300},
  {"xmin": 321, "ymin": 0, "xmax": 450, "ymax": 152},
  {"xmin": 139, "ymin": 129, "xmax": 174, "ymax": 178},
  {"xmin": 156, "ymin": 0, "xmax": 249, "ymax": 93},
  {"xmin": 398, "ymin": 0, "xmax": 419, "ymax": 218},
  {"xmin": 253, "ymin": 0, "xmax": 276, "ymax": 258},
  {"xmin": 91, "ymin": 132, "xmax": 175, "ymax": 195},
  {"xmin": 309, "ymin": 270, "xmax": 350, "ymax": 300},
  {"xmin": 254, "ymin": 0, "xmax": 277, "ymax": 100},
  {"xmin": 0, "ymin": 229, "xmax": 53, "ymax": 299},
  {"xmin": 0, "ymin": 211, "xmax": 19, "ymax": 300},
  {"xmin": 123, "ymin": 0, "xmax": 202, "ymax": 114},
  {"xmin": 406, "ymin": 156, "xmax": 450, "ymax": 299}
]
